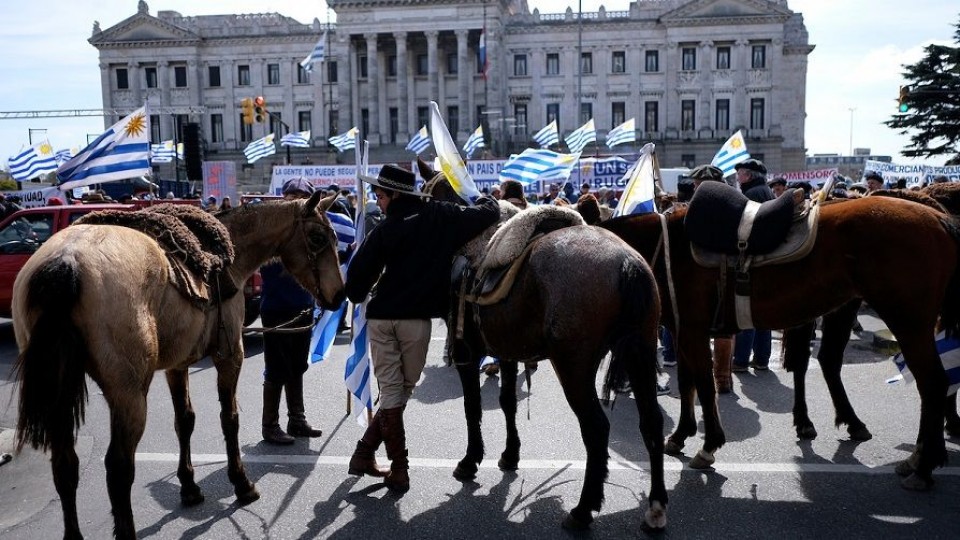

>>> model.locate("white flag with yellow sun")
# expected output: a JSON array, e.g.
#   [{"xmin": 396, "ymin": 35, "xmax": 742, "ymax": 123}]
[{"xmin": 58, "ymin": 106, "xmax": 152, "ymax": 191}]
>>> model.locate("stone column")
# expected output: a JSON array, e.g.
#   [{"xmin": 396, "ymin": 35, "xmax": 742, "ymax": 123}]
[
  {"xmin": 456, "ymin": 29, "xmax": 470, "ymax": 139},
  {"xmin": 663, "ymin": 42, "xmax": 678, "ymax": 133},
  {"xmin": 699, "ymin": 40, "xmax": 714, "ymax": 133},
  {"xmin": 127, "ymin": 62, "xmax": 141, "ymax": 108},
  {"xmin": 337, "ymin": 37, "xmax": 352, "ymax": 138},
  {"xmin": 365, "ymin": 33, "xmax": 380, "ymax": 144},
  {"xmin": 734, "ymin": 38, "xmax": 750, "ymax": 131},
  {"xmin": 99, "ymin": 63, "xmax": 112, "ymax": 130},
  {"xmin": 394, "ymin": 31, "xmax": 410, "ymax": 137},
  {"xmin": 426, "ymin": 31, "xmax": 439, "ymax": 102},
  {"xmin": 158, "ymin": 61, "xmax": 171, "ymax": 139}
]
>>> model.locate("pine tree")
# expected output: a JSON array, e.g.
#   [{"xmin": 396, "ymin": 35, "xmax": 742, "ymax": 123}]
[{"xmin": 885, "ymin": 18, "xmax": 960, "ymax": 164}]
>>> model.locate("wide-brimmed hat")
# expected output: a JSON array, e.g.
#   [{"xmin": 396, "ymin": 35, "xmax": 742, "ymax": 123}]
[
  {"xmin": 735, "ymin": 158, "xmax": 767, "ymax": 175},
  {"xmin": 359, "ymin": 164, "xmax": 430, "ymax": 197},
  {"xmin": 689, "ymin": 164, "xmax": 724, "ymax": 182},
  {"xmin": 282, "ymin": 177, "xmax": 316, "ymax": 196}
]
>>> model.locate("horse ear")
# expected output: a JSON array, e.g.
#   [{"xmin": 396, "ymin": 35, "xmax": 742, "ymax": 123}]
[
  {"xmin": 417, "ymin": 157, "xmax": 435, "ymax": 180},
  {"xmin": 303, "ymin": 191, "xmax": 335, "ymax": 216}
]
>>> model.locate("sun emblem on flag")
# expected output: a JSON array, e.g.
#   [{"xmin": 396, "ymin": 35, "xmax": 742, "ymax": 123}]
[
  {"xmin": 731, "ymin": 138, "xmax": 742, "ymax": 149},
  {"xmin": 124, "ymin": 113, "xmax": 147, "ymax": 137},
  {"xmin": 38, "ymin": 142, "xmax": 53, "ymax": 156}
]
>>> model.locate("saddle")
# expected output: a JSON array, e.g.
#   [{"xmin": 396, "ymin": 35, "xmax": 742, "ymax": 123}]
[
  {"xmin": 75, "ymin": 204, "xmax": 237, "ymax": 308},
  {"xmin": 683, "ymin": 182, "xmax": 821, "ymax": 330}
]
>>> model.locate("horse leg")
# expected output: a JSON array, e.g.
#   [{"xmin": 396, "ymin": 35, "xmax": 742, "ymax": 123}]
[
  {"xmin": 680, "ymin": 336, "xmax": 725, "ymax": 468},
  {"xmin": 783, "ymin": 323, "xmax": 817, "ymax": 440},
  {"xmin": 165, "ymin": 369, "xmax": 204, "ymax": 506},
  {"xmin": 946, "ymin": 393, "xmax": 960, "ymax": 437},
  {"xmin": 498, "ymin": 360, "xmax": 521, "ymax": 471},
  {"xmin": 50, "ymin": 432, "xmax": 83, "ymax": 540},
  {"xmin": 213, "ymin": 355, "xmax": 259, "ymax": 504},
  {"xmin": 819, "ymin": 300, "xmax": 871, "ymax": 441},
  {"xmin": 104, "ymin": 393, "xmax": 148, "ymax": 540},
  {"xmin": 453, "ymin": 339, "xmax": 484, "ymax": 481},
  {"xmin": 665, "ymin": 335, "xmax": 710, "ymax": 455}
]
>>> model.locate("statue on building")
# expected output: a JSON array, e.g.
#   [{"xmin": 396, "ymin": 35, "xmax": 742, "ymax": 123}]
[
  {"xmin": 92, "ymin": 21, "xmax": 101, "ymax": 35},
  {"xmin": 138, "ymin": 1, "xmax": 149, "ymax": 15}
]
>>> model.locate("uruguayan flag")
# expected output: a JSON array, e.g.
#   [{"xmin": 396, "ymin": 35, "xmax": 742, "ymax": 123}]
[
  {"xmin": 532, "ymin": 120, "xmax": 559, "ymax": 148},
  {"xmin": 888, "ymin": 331, "xmax": 960, "ymax": 396},
  {"xmin": 327, "ymin": 210, "xmax": 356, "ymax": 253},
  {"xmin": 53, "ymin": 148, "xmax": 76, "ymax": 166},
  {"xmin": 614, "ymin": 143, "xmax": 657, "ymax": 217},
  {"xmin": 150, "ymin": 140, "xmax": 176, "ymax": 163},
  {"xmin": 429, "ymin": 101, "xmax": 482, "ymax": 203},
  {"xmin": 58, "ymin": 107, "xmax": 151, "ymax": 191},
  {"xmin": 329, "ymin": 127, "xmax": 359, "ymax": 152},
  {"xmin": 8, "ymin": 140, "xmax": 58, "ymax": 181},
  {"xmin": 281, "ymin": 130, "xmax": 311, "ymax": 148},
  {"xmin": 300, "ymin": 32, "xmax": 327, "ymax": 73},
  {"xmin": 565, "ymin": 118, "xmax": 596, "ymax": 154},
  {"xmin": 498, "ymin": 148, "xmax": 581, "ymax": 185},
  {"xmin": 711, "ymin": 130, "xmax": 750, "ymax": 177},
  {"xmin": 243, "ymin": 133, "xmax": 276, "ymax": 163},
  {"xmin": 310, "ymin": 298, "xmax": 346, "ymax": 364},
  {"xmin": 344, "ymin": 301, "xmax": 373, "ymax": 425},
  {"xmin": 606, "ymin": 118, "xmax": 636, "ymax": 149},
  {"xmin": 405, "ymin": 125, "xmax": 431, "ymax": 155},
  {"xmin": 463, "ymin": 125, "xmax": 485, "ymax": 158}
]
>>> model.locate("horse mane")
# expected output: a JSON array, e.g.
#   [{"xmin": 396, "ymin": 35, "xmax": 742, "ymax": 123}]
[
  {"xmin": 868, "ymin": 189, "xmax": 948, "ymax": 214},
  {"xmin": 922, "ymin": 182, "xmax": 960, "ymax": 216}
]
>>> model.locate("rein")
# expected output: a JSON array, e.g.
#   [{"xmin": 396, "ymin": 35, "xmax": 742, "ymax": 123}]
[
  {"xmin": 656, "ymin": 213, "xmax": 681, "ymax": 337},
  {"xmin": 243, "ymin": 308, "xmax": 317, "ymax": 334}
]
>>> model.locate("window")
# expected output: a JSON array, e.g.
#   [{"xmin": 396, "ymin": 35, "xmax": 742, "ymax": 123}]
[
  {"xmin": 387, "ymin": 55, "xmax": 397, "ymax": 77},
  {"xmin": 750, "ymin": 98, "xmax": 765, "ymax": 129},
  {"xmin": 514, "ymin": 54, "xmax": 527, "ymax": 76},
  {"xmin": 611, "ymin": 102, "xmax": 626, "ymax": 127},
  {"xmin": 270, "ymin": 113, "xmax": 283, "ymax": 139},
  {"xmin": 681, "ymin": 154, "xmax": 696, "ymax": 169},
  {"xmin": 298, "ymin": 111, "xmax": 312, "ymax": 133},
  {"xmin": 681, "ymin": 47, "xmax": 697, "ymax": 71},
  {"xmin": 716, "ymin": 47, "xmax": 731, "ymax": 70},
  {"xmin": 358, "ymin": 55, "xmax": 368, "ymax": 79},
  {"xmin": 514, "ymin": 104, "xmax": 528, "ymax": 135},
  {"xmin": 150, "ymin": 114, "xmax": 161, "ymax": 143},
  {"xmin": 145, "ymin": 66, "xmax": 158, "ymax": 88},
  {"xmin": 297, "ymin": 64, "xmax": 310, "ymax": 84},
  {"xmin": 208, "ymin": 65, "xmax": 221, "ymax": 87},
  {"xmin": 327, "ymin": 61, "xmax": 338, "ymax": 83},
  {"xmin": 417, "ymin": 106, "xmax": 429, "ymax": 130},
  {"xmin": 210, "ymin": 114, "xmax": 223, "ymax": 143},
  {"xmin": 611, "ymin": 51, "xmax": 626, "ymax": 73},
  {"xmin": 239, "ymin": 115, "xmax": 252, "ymax": 142},
  {"xmin": 361, "ymin": 109, "xmax": 369, "ymax": 137},
  {"xmin": 546, "ymin": 53, "xmax": 560, "ymax": 75},
  {"xmin": 546, "ymin": 103, "xmax": 560, "ymax": 128},
  {"xmin": 644, "ymin": 101, "xmax": 658, "ymax": 132},
  {"xmin": 116, "ymin": 68, "xmax": 129, "ymax": 90},
  {"xmin": 645, "ymin": 50, "xmax": 659, "ymax": 72},
  {"xmin": 237, "ymin": 65, "xmax": 250, "ymax": 86},
  {"xmin": 174, "ymin": 66, "xmax": 187, "ymax": 88},
  {"xmin": 579, "ymin": 103, "xmax": 592, "ymax": 125},
  {"xmin": 447, "ymin": 106, "xmax": 459, "ymax": 136},
  {"xmin": 715, "ymin": 99, "xmax": 730, "ymax": 131},
  {"xmin": 267, "ymin": 63, "xmax": 280, "ymax": 85},
  {"xmin": 681, "ymin": 100, "xmax": 696, "ymax": 131},
  {"xmin": 389, "ymin": 108, "xmax": 398, "ymax": 142},
  {"xmin": 446, "ymin": 53, "xmax": 458, "ymax": 75},
  {"xmin": 752, "ymin": 45, "xmax": 766, "ymax": 69},
  {"xmin": 174, "ymin": 114, "xmax": 188, "ymax": 142},
  {"xmin": 0, "ymin": 214, "xmax": 53, "ymax": 254},
  {"xmin": 328, "ymin": 109, "xmax": 338, "ymax": 137},
  {"xmin": 580, "ymin": 52, "xmax": 593, "ymax": 75},
  {"xmin": 416, "ymin": 54, "xmax": 428, "ymax": 76}
]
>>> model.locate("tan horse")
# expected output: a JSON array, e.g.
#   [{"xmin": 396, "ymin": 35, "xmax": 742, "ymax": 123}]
[{"xmin": 12, "ymin": 193, "xmax": 345, "ymax": 540}]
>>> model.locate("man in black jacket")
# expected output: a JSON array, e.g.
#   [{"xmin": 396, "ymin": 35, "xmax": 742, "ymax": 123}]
[{"xmin": 345, "ymin": 164, "xmax": 499, "ymax": 491}]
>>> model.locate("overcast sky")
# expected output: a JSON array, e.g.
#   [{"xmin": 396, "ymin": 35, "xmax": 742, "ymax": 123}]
[{"xmin": 0, "ymin": 1, "xmax": 955, "ymax": 167}]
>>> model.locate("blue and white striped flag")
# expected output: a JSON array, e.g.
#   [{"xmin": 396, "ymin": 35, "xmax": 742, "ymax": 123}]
[
  {"xmin": 327, "ymin": 210, "xmax": 356, "ymax": 253},
  {"xmin": 281, "ymin": 130, "xmax": 311, "ymax": 148},
  {"xmin": 243, "ymin": 133, "xmax": 276, "ymax": 163},
  {"xmin": 300, "ymin": 32, "xmax": 327, "ymax": 73},
  {"xmin": 329, "ymin": 127, "xmax": 358, "ymax": 152},
  {"xmin": 532, "ymin": 120, "xmax": 559, "ymax": 148},
  {"xmin": 309, "ymin": 296, "xmax": 346, "ymax": 364},
  {"xmin": 888, "ymin": 331, "xmax": 960, "ymax": 396},
  {"xmin": 405, "ymin": 125, "xmax": 431, "ymax": 155},
  {"xmin": 53, "ymin": 147, "xmax": 76, "ymax": 166},
  {"xmin": 58, "ymin": 107, "xmax": 151, "ymax": 191},
  {"xmin": 565, "ymin": 118, "xmax": 596, "ymax": 154},
  {"xmin": 606, "ymin": 118, "xmax": 636, "ymax": 149},
  {"xmin": 614, "ymin": 143, "xmax": 658, "ymax": 217},
  {"xmin": 462, "ymin": 125, "xmax": 485, "ymax": 158},
  {"xmin": 150, "ymin": 140, "xmax": 176, "ymax": 163},
  {"xmin": 347, "ymin": 135, "xmax": 373, "ymax": 426},
  {"xmin": 8, "ymin": 140, "xmax": 58, "ymax": 181},
  {"xmin": 498, "ymin": 148, "xmax": 581, "ymax": 185},
  {"xmin": 711, "ymin": 130, "xmax": 750, "ymax": 177}
]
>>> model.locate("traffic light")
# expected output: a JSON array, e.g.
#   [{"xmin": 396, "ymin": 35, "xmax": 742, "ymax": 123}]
[
  {"xmin": 241, "ymin": 97, "xmax": 254, "ymax": 125},
  {"xmin": 898, "ymin": 85, "xmax": 910, "ymax": 113},
  {"xmin": 254, "ymin": 96, "xmax": 267, "ymax": 123}
]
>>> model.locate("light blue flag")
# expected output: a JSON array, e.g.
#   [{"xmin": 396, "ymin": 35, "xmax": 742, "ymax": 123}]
[
  {"xmin": 889, "ymin": 331, "xmax": 960, "ymax": 395},
  {"xmin": 347, "ymin": 137, "xmax": 373, "ymax": 426},
  {"xmin": 243, "ymin": 133, "xmax": 276, "ymax": 163},
  {"xmin": 309, "ymin": 299, "xmax": 346, "ymax": 364},
  {"xmin": 53, "ymin": 147, "xmax": 76, "ymax": 166},
  {"xmin": 8, "ymin": 140, "xmax": 58, "ymax": 181},
  {"xmin": 711, "ymin": 130, "xmax": 750, "ymax": 177},
  {"xmin": 605, "ymin": 118, "xmax": 636, "ymax": 149},
  {"xmin": 300, "ymin": 32, "xmax": 327, "ymax": 73},
  {"xmin": 463, "ymin": 125, "xmax": 485, "ymax": 158},
  {"xmin": 327, "ymin": 210, "xmax": 356, "ymax": 253},
  {"xmin": 58, "ymin": 107, "xmax": 151, "ymax": 191},
  {"xmin": 532, "ymin": 120, "xmax": 559, "ymax": 148},
  {"xmin": 329, "ymin": 127, "xmax": 359, "ymax": 152},
  {"xmin": 405, "ymin": 126, "xmax": 431, "ymax": 155},
  {"xmin": 614, "ymin": 143, "xmax": 658, "ymax": 217},
  {"xmin": 565, "ymin": 118, "xmax": 596, "ymax": 154},
  {"xmin": 280, "ymin": 130, "xmax": 311, "ymax": 148},
  {"xmin": 498, "ymin": 148, "xmax": 581, "ymax": 185},
  {"xmin": 150, "ymin": 140, "xmax": 176, "ymax": 163}
]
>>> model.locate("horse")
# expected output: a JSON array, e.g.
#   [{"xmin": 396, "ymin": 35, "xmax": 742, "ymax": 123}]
[
  {"xmin": 13, "ymin": 194, "xmax": 345, "ymax": 540},
  {"xmin": 600, "ymin": 192, "xmax": 960, "ymax": 490},
  {"xmin": 419, "ymin": 162, "xmax": 668, "ymax": 531}
]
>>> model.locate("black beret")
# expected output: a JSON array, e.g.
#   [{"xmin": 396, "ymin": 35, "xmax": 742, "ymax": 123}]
[
  {"xmin": 689, "ymin": 164, "xmax": 724, "ymax": 182},
  {"xmin": 735, "ymin": 158, "xmax": 767, "ymax": 175},
  {"xmin": 864, "ymin": 170, "xmax": 883, "ymax": 182},
  {"xmin": 767, "ymin": 177, "xmax": 787, "ymax": 187}
]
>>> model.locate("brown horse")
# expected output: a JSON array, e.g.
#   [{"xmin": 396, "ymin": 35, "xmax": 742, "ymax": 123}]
[
  {"xmin": 420, "ymin": 165, "xmax": 668, "ymax": 531},
  {"xmin": 601, "ymin": 193, "xmax": 960, "ymax": 490},
  {"xmin": 13, "ymin": 194, "xmax": 345, "ymax": 540}
]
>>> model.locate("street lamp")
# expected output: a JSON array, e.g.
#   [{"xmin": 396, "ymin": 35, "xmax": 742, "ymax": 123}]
[
  {"xmin": 847, "ymin": 107, "xmax": 856, "ymax": 156},
  {"xmin": 28, "ymin": 128, "xmax": 47, "ymax": 145}
]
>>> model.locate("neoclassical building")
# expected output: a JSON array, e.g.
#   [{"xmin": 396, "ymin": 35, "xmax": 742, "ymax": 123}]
[{"xmin": 92, "ymin": 0, "xmax": 813, "ymax": 188}]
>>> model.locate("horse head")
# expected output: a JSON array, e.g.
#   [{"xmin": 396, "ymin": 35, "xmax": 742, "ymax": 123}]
[
  {"xmin": 418, "ymin": 157, "xmax": 467, "ymax": 204},
  {"xmin": 279, "ymin": 191, "xmax": 346, "ymax": 309}
]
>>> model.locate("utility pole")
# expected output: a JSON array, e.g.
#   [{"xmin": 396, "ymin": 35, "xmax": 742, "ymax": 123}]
[{"xmin": 847, "ymin": 107, "xmax": 856, "ymax": 156}]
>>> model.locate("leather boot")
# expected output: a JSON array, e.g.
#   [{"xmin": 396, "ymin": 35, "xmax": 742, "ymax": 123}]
[
  {"xmin": 348, "ymin": 410, "xmax": 389, "ymax": 478},
  {"xmin": 262, "ymin": 381, "xmax": 295, "ymax": 445},
  {"xmin": 713, "ymin": 337, "xmax": 734, "ymax": 394},
  {"xmin": 380, "ymin": 407, "xmax": 410, "ymax": 492},
  {"xmin": 285, "ymin": 377, "xmax": 322, "ymax": 438}
]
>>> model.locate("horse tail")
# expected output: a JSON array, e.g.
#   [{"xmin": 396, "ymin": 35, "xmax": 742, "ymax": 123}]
[
  {"xmin": 602, "ymin": 258, "xmax": 659, "ymax": 402},
  {"xmin": 940, "ymin": 215, "xmax": 960, "ymax": 338},
  {"xmin": 15, "ymin": 257, "xmax": 90, "ymax": 453}
]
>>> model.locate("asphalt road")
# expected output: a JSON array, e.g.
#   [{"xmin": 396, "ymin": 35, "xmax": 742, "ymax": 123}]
[{"xmin": 1, "ymin": 314, "xmax": 959, "ymax": 539}]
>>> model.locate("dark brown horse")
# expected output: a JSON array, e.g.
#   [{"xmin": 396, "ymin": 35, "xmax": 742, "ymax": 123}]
[
  {"xmin": 601, "ymin": 193, "xmax": 960, "ymax": 490},
  {"xmin": 13, "ymin": 195, "xmax": 345, "ymax": 539},
  {"xmin": 421, "ymin": 165, "xmax": 668, "ymax": 531}
]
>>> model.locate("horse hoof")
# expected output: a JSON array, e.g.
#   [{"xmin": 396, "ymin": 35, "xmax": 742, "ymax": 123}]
[
  {"xmin": 561, "ymin": 511, "xmax": 592, "ymax": 531},
  {"xmin": 796, "ymin": 425, "xmax": 818, "ymax": 440},
  {"xmin": 900, "ymin": 473, "xmax": 933, "ymax": 491},
  {"xmin": 453, "ymin": 463, "xmax": 478, "ymax": 481},
  {"xmin": 945, "ymin": 421, "xmax": 960, "ymax": 438},
  {"xmin": 689, "ymin": 449, "xmax": 716, "ymax": 470},
  {"xmin": 236, "ymin": 485, "xmax": 260, "ymax": 505},
  {"xmin": 498, "ymin": 457, "xmax": 519, "ymax": 471},
  {"xmin": 848, "ymin": 426, "xmax": 873, "ymax": 442},
  {"xmin": 180, "ymin": 489, "xmax": 205, "ymax": 507},
  {"xmin": 640, "ymin": 501, "xmax": 667, "ymax": 532},
  {"xmin": 894, "ymin": 460, "xmax": 915, "ymax": 477},
  {"xmin": 664, "ymin": 439, "xmax": 684, "ymax": 456}
]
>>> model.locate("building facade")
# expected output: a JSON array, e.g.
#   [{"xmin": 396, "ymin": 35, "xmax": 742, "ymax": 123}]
[{"xmin": 92, "ymin": 0, "xmax": 813, "ymax": 190}]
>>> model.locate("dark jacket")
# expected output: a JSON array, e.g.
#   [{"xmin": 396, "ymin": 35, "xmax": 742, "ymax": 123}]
[
  {"xmin": 260, "ymin": 261, "xmax": 314, "ymax": 314},
  {"xmin": 346, "ymin": 195, "xmax": 500, "ymax": 320},
  {"xmin": 739, "ymin": 177, "xmax": 774, "ymax": 203}
]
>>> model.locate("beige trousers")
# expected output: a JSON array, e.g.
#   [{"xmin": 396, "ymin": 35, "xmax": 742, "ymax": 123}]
[{"xmin": 368, "ymin": 318, "xmax": 432, "ymax": 409}]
